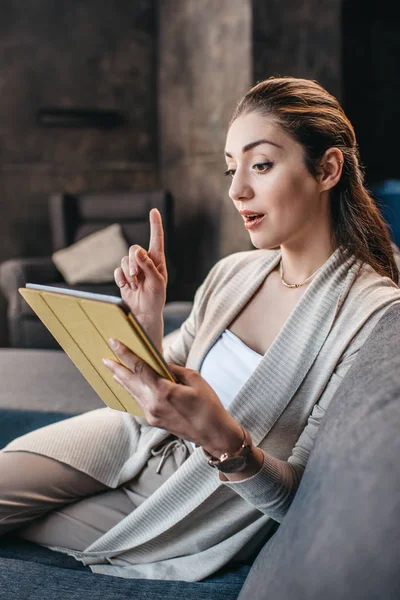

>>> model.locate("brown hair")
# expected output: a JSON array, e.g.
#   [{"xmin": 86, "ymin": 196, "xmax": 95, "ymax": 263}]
[{"xmin": 231, "ymin": 76, "xmax": 398, "ymax": 282}]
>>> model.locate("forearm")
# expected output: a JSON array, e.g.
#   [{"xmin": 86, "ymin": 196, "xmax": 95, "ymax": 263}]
[
  {"xmin": 137, "ymin": 313, "xmax": 164, "ymax": 355},
  {"xmin": 223, "ymin": 450, "xmax": 303, "ymax": 521},
  {"xmin": 201, "ymin": 425, "xmax": 303, "ymax": 522},
  {"xmin": 152, "ymin": 315, "xmax": 165, "ymax": 355}
]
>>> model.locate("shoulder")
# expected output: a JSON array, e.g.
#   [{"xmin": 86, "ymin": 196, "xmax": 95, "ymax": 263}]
[
  {"xmin": 347, "ymin": 261, "xmax": 400, "ymax": 308},
  {"xmin": 331, "ymin": 259, "xmax": 400, "ymax": 347}
]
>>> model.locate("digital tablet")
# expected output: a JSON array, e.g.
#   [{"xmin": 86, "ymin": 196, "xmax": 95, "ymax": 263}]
[{"xmin": 19, "ymin": 284, "xmax": 176, "ymax": 417}]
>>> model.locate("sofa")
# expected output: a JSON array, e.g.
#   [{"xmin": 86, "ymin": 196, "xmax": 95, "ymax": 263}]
[{"xmin": 0, "ymin": 303, "xmax": 399, "ymax": 599}]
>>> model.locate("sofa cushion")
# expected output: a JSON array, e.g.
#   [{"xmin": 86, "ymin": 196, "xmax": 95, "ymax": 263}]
[
  {"xmin": 0, "ymin": 557, "xmax": 249, "ymax": 600},
  {"xmin": 52, "ymin": 223, "xmax": 128, "ymax": 285},
  {"xmin": 0, "ymin": 535, "xmax": 90, "ymax": 571},
  {"xmin": 239, "ymin": 303, "xmax": 400, "ymax": 600}
]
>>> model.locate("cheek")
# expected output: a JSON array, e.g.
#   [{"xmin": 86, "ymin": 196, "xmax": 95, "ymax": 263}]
[
  {"xmin": 254, "ymin": 163, "xmax": 318, "ymax": 213},
  {"xmin": 285, "ymin": 168, "xmax": 311, "ymax": 193},
  {"xmin": 258, "ymin": 170, "xmax": 300, "ymax": 209},
  {"xmin": 260, "ymin": 173, "xmax": 318, "ymax": 228},
  {"xmin": 276, "ymin": 169, "xmax": 318, "ymax": 207}
]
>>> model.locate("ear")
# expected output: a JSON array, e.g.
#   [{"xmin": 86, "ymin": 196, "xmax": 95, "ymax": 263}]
[{"xmin": 317, "ymin": 148, "xmax": 344, "ymax": 192}]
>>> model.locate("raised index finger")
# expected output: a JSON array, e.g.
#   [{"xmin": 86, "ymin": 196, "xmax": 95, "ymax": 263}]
[{"xmin": 148, "ymin": 208, "xmax": 165, "ymax": 259}]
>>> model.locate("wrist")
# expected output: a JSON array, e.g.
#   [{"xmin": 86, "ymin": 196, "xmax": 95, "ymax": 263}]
[
  {"xmin": 139, "ymin": 315, "xmax": 164, "ymax": 354},
  {"xmin": 201, "ymin": 421, "xmax": 244, "ymax": 459},
  {"xmin": 220, "ymin": 447, "xmax": 264, "ymax": 482},
  {"xmin": 200, "ymin": 425, "xmax": 257, "ymax": 475}
]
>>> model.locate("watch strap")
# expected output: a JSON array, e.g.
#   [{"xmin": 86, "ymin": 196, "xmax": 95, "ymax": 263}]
[{"xmin": 201, "ymin": 426, "xmax": 253, "ymax": 472}]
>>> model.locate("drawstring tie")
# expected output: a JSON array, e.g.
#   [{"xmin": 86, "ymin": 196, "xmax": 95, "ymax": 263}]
[{"xmin": 151, "ymin": 438, "xmax": 190, "ymax": 474}]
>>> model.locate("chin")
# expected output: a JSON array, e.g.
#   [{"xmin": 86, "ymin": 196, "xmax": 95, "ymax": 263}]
[{"xmin": 250, "ymin": 237, "xmax": 281, "ymax": 251}]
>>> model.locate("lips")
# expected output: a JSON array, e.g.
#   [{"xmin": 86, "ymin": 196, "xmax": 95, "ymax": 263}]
[{"xmin": 243, "ymin": 214, "xmax": 265, "ymax": 230}]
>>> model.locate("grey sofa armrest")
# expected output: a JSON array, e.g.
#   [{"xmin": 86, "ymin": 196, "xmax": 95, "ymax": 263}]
[
  {"xmin": 0, "ymin": 257, "xmax": 62, "ymax": 300},
  {"xmin": 0, "ymin": 258, "xmax": 63, "ymax": 347}
]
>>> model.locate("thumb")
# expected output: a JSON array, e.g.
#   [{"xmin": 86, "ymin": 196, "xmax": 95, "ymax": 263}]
[
  {"xmin": 136, "ymin": 249, "xmax": 165, "ymax": 290},
  {"xmin": 167, "ymin": 363, "xmax": 198, "ymax": 385}
]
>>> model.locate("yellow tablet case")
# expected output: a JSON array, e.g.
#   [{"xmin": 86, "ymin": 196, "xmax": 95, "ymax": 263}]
[{"xmin": 19, "ymin": 288, "xmax": 176, "ymax": 417}]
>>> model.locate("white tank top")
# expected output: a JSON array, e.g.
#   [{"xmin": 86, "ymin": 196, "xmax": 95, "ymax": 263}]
[{"xmin": 199, "ymin": 329, "xmax": 264, "ymax": 410}]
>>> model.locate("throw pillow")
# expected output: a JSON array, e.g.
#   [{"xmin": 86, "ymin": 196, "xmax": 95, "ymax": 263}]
[{"xmin": 52, "ymin": 224, "xmax": 129, "ymax": 285}]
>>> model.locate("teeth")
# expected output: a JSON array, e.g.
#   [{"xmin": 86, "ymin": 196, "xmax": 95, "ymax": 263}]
[{"xmin": 246, "ymin": 214, "xmax": 262, "ymax": 220}]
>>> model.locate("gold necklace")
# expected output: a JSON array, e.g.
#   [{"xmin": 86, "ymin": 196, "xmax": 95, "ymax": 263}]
[{"xmin": 279, "ymin": 259, "xmax": 323, "ymax": 289}]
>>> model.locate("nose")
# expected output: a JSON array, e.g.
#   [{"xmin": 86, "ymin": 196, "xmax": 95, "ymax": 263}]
[{"xmin": 228, "ymin": 170, "xmax": 254, "ymax": 203}]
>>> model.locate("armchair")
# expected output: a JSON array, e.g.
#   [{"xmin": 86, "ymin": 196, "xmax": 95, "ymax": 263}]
[{"xmin": 0, "ymin": 191, "xmax": 192, "ymax": 349}]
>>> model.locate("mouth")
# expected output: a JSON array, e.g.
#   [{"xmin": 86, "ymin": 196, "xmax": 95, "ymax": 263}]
[
  {"xmin": 243, "ymin": 213, "xmax": 264, "ymax": 221},
  {"xmin": 243, "ymin": 214, "xmax": 265, "ymax": 230}
]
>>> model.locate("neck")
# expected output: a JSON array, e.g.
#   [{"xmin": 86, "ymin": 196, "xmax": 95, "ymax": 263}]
[
  {"xmin": 279, "ymin": 238, "xmax": 337, "ymax": 285},
  {"xmin": 276, "ymin": 190, "xmax": 338, "ymax": 284}
]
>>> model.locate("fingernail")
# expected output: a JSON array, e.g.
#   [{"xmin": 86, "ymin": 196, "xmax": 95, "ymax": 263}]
[
  {"xmin": 109, "ymin": 338, "xmax": 119, "ymax": 350},
  {"xmin": 102, "ymin": 358, "xmax": 113, "ymax": 367},
  {"xmin": 130, "ymin": 281, "xmax": 136, "ymax": 290},
  {"xmin": 118, "ymin": 280, "xmax": 126, "ymax": 288},
  {"xmin": 137, "ymin": 249, "xmax": 145, "ymax": 260},
  {"xmin": 129, "ymin": 267, "xmax": 136, "ymax": 276}
]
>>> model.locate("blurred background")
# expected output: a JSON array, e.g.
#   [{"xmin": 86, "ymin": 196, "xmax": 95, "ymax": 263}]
[{"xmin": 0, "ymin": 0, "xmax": 399, "ymax": 348}]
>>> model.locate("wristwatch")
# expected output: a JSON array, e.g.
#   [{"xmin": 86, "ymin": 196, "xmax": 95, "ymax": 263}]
[{"xmin": 201, "ymin": 426, "xmax": 253, "ymax": 473}]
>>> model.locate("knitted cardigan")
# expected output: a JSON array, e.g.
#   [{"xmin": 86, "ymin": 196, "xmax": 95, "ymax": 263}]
[{"xmin": 5, "ymin": 247, "xmax": 400, "ymax": 581}]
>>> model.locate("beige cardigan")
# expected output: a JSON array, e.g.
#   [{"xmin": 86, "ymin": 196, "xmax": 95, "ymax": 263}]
[{"xmin": 5, "ymin": 247, "xmax": 400, "ymax": 581}]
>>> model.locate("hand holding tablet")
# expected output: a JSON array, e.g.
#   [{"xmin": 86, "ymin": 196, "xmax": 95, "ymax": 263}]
[{"xmin": 19, "ymin": 284, "xmax": 176, "ymax": 417}]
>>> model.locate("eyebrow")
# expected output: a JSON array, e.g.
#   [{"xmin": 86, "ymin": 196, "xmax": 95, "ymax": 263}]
[{"xmin": 225, "ymin": 138, "xmax": 283, "ymax": 158}]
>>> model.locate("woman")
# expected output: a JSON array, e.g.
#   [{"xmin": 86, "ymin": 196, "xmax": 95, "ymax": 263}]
[{"xmin": 1, "ymin": 77, "xmax": 399, "ymax": 581}]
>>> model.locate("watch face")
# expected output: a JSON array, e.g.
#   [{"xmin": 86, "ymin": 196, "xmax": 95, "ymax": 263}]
[{"xmin": 217, "ymin": 456, "xmax": 247, "ymax": 473}]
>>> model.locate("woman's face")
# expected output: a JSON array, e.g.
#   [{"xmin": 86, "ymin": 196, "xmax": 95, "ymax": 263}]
[{"xmin": 225, "ymin": 112, "xmax": 330, "ymax": 251}]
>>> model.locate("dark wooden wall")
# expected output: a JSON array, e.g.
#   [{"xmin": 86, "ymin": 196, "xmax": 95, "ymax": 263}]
[
  {"xmin": 253, "ymin": 0, "xmax": 342, "ymax": 100},
  {"xmin": 0, "ymin": 0, "xmax": 158, "ymax": 262},
  {"xmin": 0, "ymin": 0, "xmax": 157, "ymax": 343}
]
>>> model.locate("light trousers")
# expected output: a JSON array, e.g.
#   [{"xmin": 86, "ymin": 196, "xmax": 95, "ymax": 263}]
[{"xmin": 0, "ymin": 436, "xmax": 191, "ymax": 552}]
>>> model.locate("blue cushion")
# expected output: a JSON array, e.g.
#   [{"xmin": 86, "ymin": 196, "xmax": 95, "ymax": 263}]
[
  {"xmin": 0, "ymin": 558, "xmax": 249, "ymax": 600},
  {"xmin": 0, "ymin": 535, "xmax": 90, "ymax": 570},
  {"xmin": 370, "ymin": 180, "xmax": 400, "ymax": 246},
  {"xmin": 0, "ymin": 409, "xmax": 76, "ymax": 447}
]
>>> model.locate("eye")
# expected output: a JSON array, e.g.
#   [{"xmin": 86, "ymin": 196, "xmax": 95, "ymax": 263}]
[
  {"xmin": 224, "ymin": 168, "xmax": 236, "ymax": 178},
  {"xmin": 253, "ymin": 161, "xmax": 273, "ymax": 173}
]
